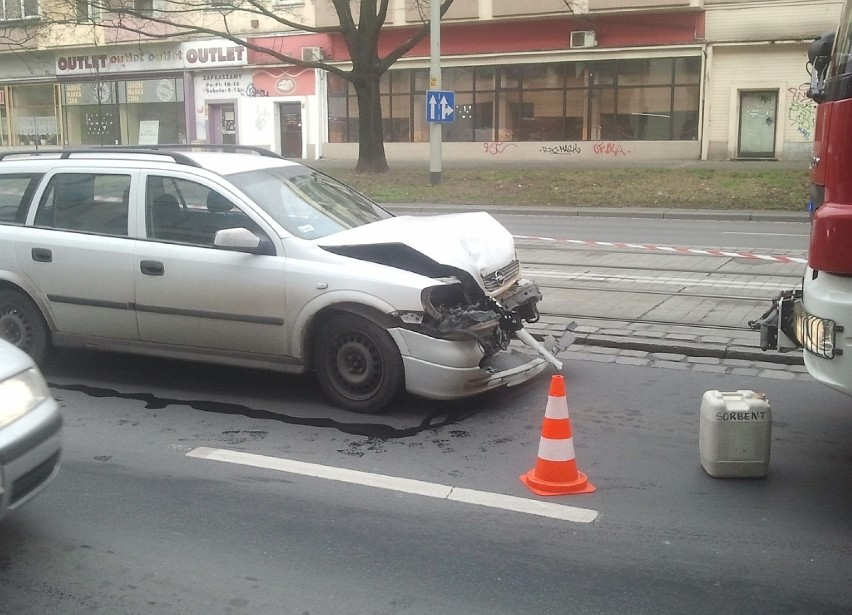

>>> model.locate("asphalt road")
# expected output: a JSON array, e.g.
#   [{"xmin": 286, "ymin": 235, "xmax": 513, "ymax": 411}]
[
  {"xmin": 1, "ymin": 211, "xmax": 848, "ymax": 615},
  {"xmin": 1, "ymin": 347, "xmax": 850, "ymax": 614}
]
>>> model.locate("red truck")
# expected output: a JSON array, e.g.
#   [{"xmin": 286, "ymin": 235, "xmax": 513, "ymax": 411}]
[{"xmin": 751, "ymin": 6, "xmax": 852, "ymax": 397}]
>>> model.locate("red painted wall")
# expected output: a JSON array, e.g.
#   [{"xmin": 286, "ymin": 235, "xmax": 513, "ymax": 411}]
[{"xmin": 249, "ymin": 12, "xmax": 702, "ymax": 65}]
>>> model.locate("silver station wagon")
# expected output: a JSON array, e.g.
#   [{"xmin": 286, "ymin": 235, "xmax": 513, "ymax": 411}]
[{"xmin": 0, "ymin": 146, "xmax": 565, "ymax": 413}]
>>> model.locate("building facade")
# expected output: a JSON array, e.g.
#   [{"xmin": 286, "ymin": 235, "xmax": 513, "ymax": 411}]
[{"xmin": 0, "ymin": 0, "xmax": 841, "ymax": 162}]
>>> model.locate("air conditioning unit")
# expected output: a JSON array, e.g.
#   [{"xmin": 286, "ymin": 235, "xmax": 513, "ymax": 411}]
[
  {"xmin": 570, "ymin": 30, "xmax": 597, "ymax": 49},
  {"xmin": 301, "ymin": 46, "xmax": 324, "ymax": 62}
]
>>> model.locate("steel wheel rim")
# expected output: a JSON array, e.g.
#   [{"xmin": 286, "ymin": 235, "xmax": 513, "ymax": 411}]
[
  {"xmin": 329, "ymin": 332, "xmax": 384, "ymax": 400},
  {"xmin": 0, "ymin": 305, "xmax": 33, "ymax": 353}
]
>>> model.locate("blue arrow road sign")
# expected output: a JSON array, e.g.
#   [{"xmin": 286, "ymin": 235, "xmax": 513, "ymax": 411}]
[{"xmin": 426, "ymin": 90, "xmax": 455, "ymax": 123}]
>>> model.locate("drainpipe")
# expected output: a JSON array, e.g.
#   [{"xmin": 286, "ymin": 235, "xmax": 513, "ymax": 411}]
[{"xmin": 700, "ymin": 44, "xmax": 712, "ymax": 161}]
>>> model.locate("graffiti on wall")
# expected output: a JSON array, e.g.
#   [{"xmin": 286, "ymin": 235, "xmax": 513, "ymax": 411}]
[
  {"xmin": 593, "ymin": 142, "xmax": 630, "ymax": 156},
  {"xmin": 541, "ymin": 144, "xmax": 582, "ymax": 155},
  {"xmin": 483, "ymin": 142, "xmax": 519, "ymax": 155},
  {"xmin": 788, "ymin": 83, "xmax": 816, "ymax": 139}
]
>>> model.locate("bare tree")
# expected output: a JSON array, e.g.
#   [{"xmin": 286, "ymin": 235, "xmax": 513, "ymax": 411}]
[{"xmin": 66, "ymin": 0, "xmax": 456, "ymax": 173}]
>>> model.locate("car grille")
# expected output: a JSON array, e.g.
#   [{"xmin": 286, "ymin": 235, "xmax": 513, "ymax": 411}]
[
  {"xmin": 10, "ymin": 451, "xmax": 60, "ymax": 506},
  {"xmin": 483, "ymin": 260, "xmax": 520, "ymax": 292}
]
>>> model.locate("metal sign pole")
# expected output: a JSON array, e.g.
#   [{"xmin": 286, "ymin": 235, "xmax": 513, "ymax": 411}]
[{"xmin": 429, "ymin": 0, "xmax": 442, "ymax": 186}]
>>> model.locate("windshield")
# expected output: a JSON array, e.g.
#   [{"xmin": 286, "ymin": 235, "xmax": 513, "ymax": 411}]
[
  {"xmin": 831, "ymin": 0, "xmax": 852, "ymax": 79},
  {"xmin": 226, "ymin": 165, "xmax": 392, "ymax": 239}
]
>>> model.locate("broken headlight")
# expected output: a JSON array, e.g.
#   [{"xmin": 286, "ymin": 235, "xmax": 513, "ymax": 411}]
[
  {"xmin": 495, "ymin": 280, "xmax": 542, "ymax": 331},
  {"xmin": 420, "ymin": 283, "xmax": 508, "ymax": 355}
]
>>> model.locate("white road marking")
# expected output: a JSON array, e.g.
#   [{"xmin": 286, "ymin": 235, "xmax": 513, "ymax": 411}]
[{"xmin": 187, "ymin": 447, "xmax": 599, "ymax": 524}]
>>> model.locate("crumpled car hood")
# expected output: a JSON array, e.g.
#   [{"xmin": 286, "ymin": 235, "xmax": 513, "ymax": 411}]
[{"xmin": 317, "ymin": 212, "xmax": 516, "ymax": 288}]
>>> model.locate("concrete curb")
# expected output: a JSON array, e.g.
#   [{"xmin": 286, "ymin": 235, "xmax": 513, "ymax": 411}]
[
  {"xmin": 529, "ymin": 330, "xmax": 804, "ymax": 366},
  {"xmin": 385, "ymin": 203, "xmax": 810, "ymax": 223}
]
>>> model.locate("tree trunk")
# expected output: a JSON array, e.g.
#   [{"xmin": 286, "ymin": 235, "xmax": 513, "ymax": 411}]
[{"xmin": 353, "ymin": 75, "xmax": 390, "ymax": 173}]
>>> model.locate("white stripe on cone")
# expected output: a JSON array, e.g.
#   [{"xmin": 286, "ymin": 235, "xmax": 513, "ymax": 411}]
[{"xmin": 537, "ymin": 436, "xmax": 576, "ymax": 462}]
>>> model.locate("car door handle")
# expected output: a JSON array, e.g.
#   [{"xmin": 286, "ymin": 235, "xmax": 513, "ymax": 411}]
[
  {"xmin": 140, "ymin": 260, "xmax": 165, "ymax": 276},
  {"xmin": 31, "ymin": 247, "xmax": 52, "ymax": 262}
]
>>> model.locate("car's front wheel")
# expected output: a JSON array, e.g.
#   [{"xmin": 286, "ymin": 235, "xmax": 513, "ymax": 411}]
[
  {"xmin": 0, "ymin": 290, "xmax": 51, "ymax": 364},
  {"xmin": 314, "ymin": 313, "xmax": 404, "ymax": 414}
]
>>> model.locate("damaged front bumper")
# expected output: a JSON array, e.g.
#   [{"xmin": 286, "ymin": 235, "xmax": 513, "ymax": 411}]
[
  {"xmin": 749, "ymin": 289, "xmax": 840, "ymax": 359},
  {"xmin": 388, "ymin": 323, "xmax": 575, "ymax": 401}
]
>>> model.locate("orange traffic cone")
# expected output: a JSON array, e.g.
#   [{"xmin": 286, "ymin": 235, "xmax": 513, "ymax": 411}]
[{"xmin": 520, "ymin": 374, "xmax": 595, "ymax": 496}]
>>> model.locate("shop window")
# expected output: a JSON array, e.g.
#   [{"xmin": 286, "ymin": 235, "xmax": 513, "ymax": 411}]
[
  {"xmin": 444, "ymin": 92, "xmax": 474, "ymax": 142},
  {"xmin": 118, "ymin": 79, "xmax": 185, "ymax": 145},
  {"xmin": 10, "ymin": 84, "xmax": 58, "ymax": 146},
  {"xmin": 674, "ymin": 57, "xmax": 701, "ymax": 85},
  {"xmin": 522, "ymin": 64, "xmax": 565, "ymax": 89},
  {"xmin": 443, "ymin": 67, "xmax": 474, "ymax": 92},
  {"xmin": 473, "ymin": 98, "xmax": 494, "ymax": 142},
  {"xmin": 333, "ymin": 57, "xmax": 700, "ymax": 145},
  {"xmin": 618, "ymin": 58, "xmax": 673, "ymax": 87},
  {"xmin": 475, "ymin": 66, "xmax": 496, "ymax": 90},
  {"xmin": 385, "ymin": 94, "xmax": 410, "ymax": 142}
]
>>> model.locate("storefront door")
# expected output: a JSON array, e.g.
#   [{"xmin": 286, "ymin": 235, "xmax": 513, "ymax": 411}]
[
  {"xmin": 279, "ymin": 102, "xmax": 302, "ymax": 158},
  {"xmin": 209, "ymin": 103, "xmax": 237, "ymax": 145},
  {"xmin": 738, "ymin": 90, "xmax": 778, "ymax": 158}
]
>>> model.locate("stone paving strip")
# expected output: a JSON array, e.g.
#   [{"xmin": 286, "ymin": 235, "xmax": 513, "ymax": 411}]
[{"xmin": 526, "ymin": 315, "xmax": 810, "ymax": 382}]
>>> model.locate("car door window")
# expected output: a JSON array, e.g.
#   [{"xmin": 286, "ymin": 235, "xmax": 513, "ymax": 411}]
[
  {"xmin": 0, "ymin": 174, "xmax": 43, "ymax": 225},
  {"xmin": 34, "ymin": 173, "xmax": 131, "ymax": 236},
  {"xmin": 145, "ymin": 175, "xmax": 268, "ymax": 247}
]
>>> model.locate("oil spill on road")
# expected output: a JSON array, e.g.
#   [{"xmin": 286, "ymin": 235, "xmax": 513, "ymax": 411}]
[{"xmin": 50, "ymin": 383, "xmax": 487, "ymax": 440}]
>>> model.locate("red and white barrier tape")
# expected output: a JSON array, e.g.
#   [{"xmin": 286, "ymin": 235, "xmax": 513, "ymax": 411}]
[{"xmin": 513, "ymin": 235, "xmax": 808, "ymax": 264}]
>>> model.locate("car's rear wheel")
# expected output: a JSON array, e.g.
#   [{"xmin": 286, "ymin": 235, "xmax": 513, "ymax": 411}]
[
  {"xmin": 0, "ymin": 290, "xmax": 51, "ymax": 364},
  {"xmin": 314, "ymin": 313, "xmax": 404, "ymax": 414}
]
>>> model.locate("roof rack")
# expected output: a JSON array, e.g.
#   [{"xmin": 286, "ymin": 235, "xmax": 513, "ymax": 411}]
[
  {"xmin": 138, "ymin": 143, "xmax": 285, "ymax": 159},
  {"xmin": 0, "ymin": 144, "xmax": 285, "ymax": 166},
  {"xmin": 0, "ymin": 147, "xmax": 202, "ymax": 167}
]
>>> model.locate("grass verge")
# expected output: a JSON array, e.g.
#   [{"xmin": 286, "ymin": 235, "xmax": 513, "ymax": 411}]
[{"xmin": 320, "ymin": 167, "xmax": 810, "ymax": 211}]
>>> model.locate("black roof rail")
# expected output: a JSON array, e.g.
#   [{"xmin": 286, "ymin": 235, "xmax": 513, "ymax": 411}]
[
  {"xmin": 138, "ymin": 143, "xmax": 286, "ymax": 159},
  {"xmin": 0, "ymin": 144, "xmax": 286, "ymax": 166},
  {"xmin": 0, "ymin": 147, "xmax": 203, "ymax": 167}
]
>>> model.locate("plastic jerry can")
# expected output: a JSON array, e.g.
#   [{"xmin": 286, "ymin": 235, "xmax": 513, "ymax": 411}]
[{"xmin": 699, "ymin": 390, "xmax": 771, "ymax": 478}]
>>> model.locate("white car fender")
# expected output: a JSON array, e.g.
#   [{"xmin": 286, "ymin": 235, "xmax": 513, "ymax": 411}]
[
  {"xmin": 0, "ymin": 270, "xmax": 57, "ymax": 330},
  {"xmin": 288, "ymin": 289, "xmax": 402, "ymax": 360}
]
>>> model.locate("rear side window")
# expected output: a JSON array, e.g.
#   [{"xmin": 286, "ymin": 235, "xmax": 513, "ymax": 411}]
[
  {"xmin": 0, "ymin": 173, "xmax": 43, "ymax": 225},
  {"xmin": 145, "ymin": 174, "xmax": 267, "ymax": 247},
  {"xmin": 34, "ymin": 173, "xmax": 131, "ymax": 236}
]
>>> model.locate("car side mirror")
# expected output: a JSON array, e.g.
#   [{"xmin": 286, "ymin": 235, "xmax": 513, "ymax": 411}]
[
  {"xmin": 213, "ymin": 227, "xmax": 274, "ymax": 255},
  {"xmin": 808, "ymin": 31, "xmax": 835, "ymax": 102}
]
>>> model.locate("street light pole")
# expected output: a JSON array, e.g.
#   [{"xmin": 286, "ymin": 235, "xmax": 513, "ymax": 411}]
[{"xmin": 429, "ymin": 0, "xmax": 442, "ymax": 186}]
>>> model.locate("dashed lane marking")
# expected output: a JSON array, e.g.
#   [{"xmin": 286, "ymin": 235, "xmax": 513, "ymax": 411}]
[
  {"xmin": 187, "ymin": 447, "xmax": 599, "ymax": 524},
  {"xmin": 514, "ymin": 235, "xmax": 808, "ymax": 264}
]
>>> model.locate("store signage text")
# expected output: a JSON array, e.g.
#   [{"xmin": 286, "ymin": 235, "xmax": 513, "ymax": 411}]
[
  {"xmin": 185, "ymin": 46, "xmax": 244, "ymax": 65},
  {"xmin": 56, "ymin": 40, "xmax": 247, "ymax": 75}
]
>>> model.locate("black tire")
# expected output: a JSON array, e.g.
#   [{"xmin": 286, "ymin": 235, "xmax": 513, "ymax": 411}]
[
  {"xmin": 0, "ymin": 290, "xmax": 51, "ymax": 365},
  {"xmin": 314, "ymin": 313, "xmax": 404, "ymax": 414}
]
